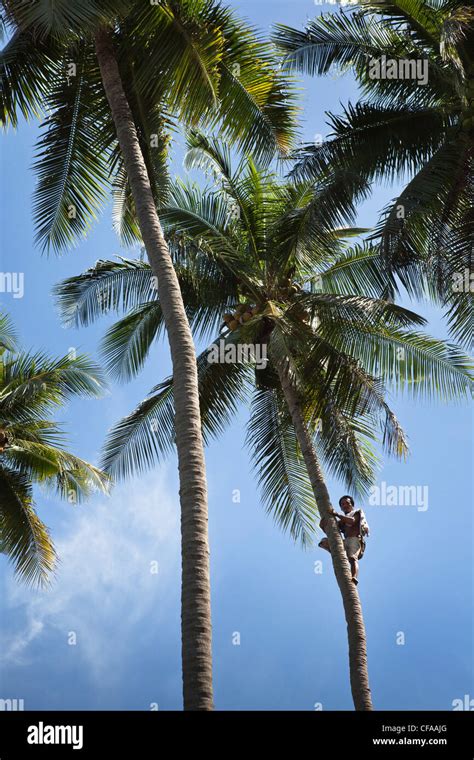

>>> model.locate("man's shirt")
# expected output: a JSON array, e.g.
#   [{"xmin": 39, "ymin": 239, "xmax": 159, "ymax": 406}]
[{"xmin": 340, "ymin": 509, "xmax": 370, "ymax": 538}]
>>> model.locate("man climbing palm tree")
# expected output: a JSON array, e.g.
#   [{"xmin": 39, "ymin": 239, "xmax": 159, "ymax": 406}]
[{"xmin": 319, "ymin": 496, "xmax": 370, "ymax": 586}]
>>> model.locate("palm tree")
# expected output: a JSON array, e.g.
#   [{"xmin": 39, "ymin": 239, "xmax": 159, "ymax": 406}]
[
  {"xmin": 0, "ymin": 312, "xmax": 109, "ymax": 587},
  {"xmin": 55, "ymin": 137, "xmax": 473, "ymax": 709},
  {"xmin": 274, "ymin": 0, "xmax": 474, "ymax": 349},
  {"xmin": 1, "ymin": 0, "xmax": 296, "ymax": 709}
]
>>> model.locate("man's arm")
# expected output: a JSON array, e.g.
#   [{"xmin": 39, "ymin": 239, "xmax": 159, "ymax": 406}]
[
  {"xmin": 335, "ymin": 513, "xmax": 357, "ymax": 526},
  {"xmin": 321, "ymin": 509, "xmax": 347, "ymax": 535},
  {"xmin": 359, "ymin": 509, "xmax": 370, "ymax": 536}
]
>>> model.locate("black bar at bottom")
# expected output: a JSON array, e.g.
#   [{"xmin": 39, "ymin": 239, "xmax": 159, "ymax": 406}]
[{"xmin": 0, "ymin": 710, "xmax": 472, "ymax": 757}]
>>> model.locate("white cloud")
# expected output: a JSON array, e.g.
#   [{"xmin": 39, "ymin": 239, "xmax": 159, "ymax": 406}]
[
  {"xmin": 2, "ymin": 619, "xmax": 44, "ymax": 664},
  {"xmin": 1, "ymin": 468, "xmax": 181, "ymax": 685}
]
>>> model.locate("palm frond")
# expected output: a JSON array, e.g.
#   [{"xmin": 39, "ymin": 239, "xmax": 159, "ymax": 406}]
[
  {"xmin": 246, "ymin": 388, "xmax": 317, "ymax": 546},
  {"xmin": 54, "ymin": 258, "xmax": 157, "ymax": 327},
  {"xmin": 5, "ymin": 439, "xmax": 110, "ymax": 502},
  {"xmin": 0, "ymin": 311, "xmax": 17, "ymax": 354},
  {"xmin": 0, "ymin": 464, "xmax": 56, "ymax": 588},
  {"xmin": 0, "ymin": 351, "xmax": 106, "ymax": 418},
  {"xmin": 318, "ymin": 243, "xmax": 393, "ymax": 299},
  {"xmin": 102, "ymin": 338, "xmax": 250, "ymax": 479},
  {"xmin": 275, "ymin": 10, "xmax": 406, "ymax": 76},
  {"xmin": 32, "ymin": 42, "xmax": 111, "ymax": 253},
  {"xmin": 10, "ymin": 0, "xmax": 130, "ymax": 39},
  {"xmin": 0, "ymin": 28, "xmax": 57, "ymax": 128},
  {"xmin": 291, "ymin": 102, "xmax": 449, "ymax": 187},
  {"xmin": 319, "ymin": 321, "xmax": 473, "ymax": 400},
  {"xmin": 132, "ymin": 0, "xmax": 297, "ymax": 162},
  {"xmin": 101, "ymin": 302, "xmax": 164, "ymax": 382}
]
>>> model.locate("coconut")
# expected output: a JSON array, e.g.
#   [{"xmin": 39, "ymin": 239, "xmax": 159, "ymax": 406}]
[
  {"xmin": 223, "ymin": 313, "xmax": 233, "ymax": 323},
  {"xmin": 242, "ymin": 312, "xmax": 252, "ymax": 323},
  {"xmin": 229, "ymin": 320, "xmax": 240, "ymax": 331}
]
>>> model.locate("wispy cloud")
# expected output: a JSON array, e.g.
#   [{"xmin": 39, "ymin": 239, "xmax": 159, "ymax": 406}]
[
  {"xmin": 1, "ymin": 469, "xmax": 180, "ymax": 686},
  {"xmin": 2, "ymin": 619, "xmax": 44, "ymax": 664}
]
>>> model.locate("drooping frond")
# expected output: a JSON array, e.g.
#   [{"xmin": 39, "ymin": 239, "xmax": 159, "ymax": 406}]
[
  {"xmin": 32, "ymin": 42, "xmax": 112, "ymax": 253},
  {"xmin": 291, "ymin": 102, "xmax": 449, "ymax": 187},
  {"xmin": 131, "ymin": 0, "xmax": 297, "ymax": 163},
  {"xmin": 0, "ymin": 28, "xmax": 58, "ymax": 128},
  {"xmin": 318, "ymin": 321, "xmax": 473, "ymax": 401},
  {"xmin": 100, "ymin": 302, "xmax": 164, "ymax": 382},
  {"xmin": 54, "ymin": 258, "xmax": 157, "ymax": 327},
  {"xmin": 246, "ymin": 388, "xmax": 317, "ymax": 546},
  {"xmin": 0, "ymin": 464, "xmax": 56, "ymax": 588},
  {"xmin": 102, "ymin": 339, "xmax": 250, "ymax": 479}
]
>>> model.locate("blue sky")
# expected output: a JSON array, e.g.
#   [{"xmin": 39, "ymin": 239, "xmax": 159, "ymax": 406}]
[{"xmin": 0, "ymin": 0, "xmax": 472, "ymax": 711}]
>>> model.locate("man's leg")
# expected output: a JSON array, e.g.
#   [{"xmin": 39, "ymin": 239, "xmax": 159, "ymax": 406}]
[
  {"xmin": 349, "ymin": 557, "xmax": 359, "ymax": 584},
  {"xmin": 345, "ymin": 538, "xmax": 361, "ymax": 584}
]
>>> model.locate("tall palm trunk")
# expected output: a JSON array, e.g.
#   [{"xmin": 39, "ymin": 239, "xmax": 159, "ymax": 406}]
[
  {"xmin": 94, "ymin": 27, "xmax": 213, "ymax": 711},
  {"xmin": 276, "ymin": 359, "xmax": 373, "ymax": 711}
]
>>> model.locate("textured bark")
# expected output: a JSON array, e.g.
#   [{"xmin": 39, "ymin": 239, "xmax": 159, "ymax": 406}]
[
  {"xmin": 277, "ymin": 360, "xmax": 373, "ymax": 711},
  {"xmin": 94, "ymin": 27, "xmax": 213, "ymax": 711}
]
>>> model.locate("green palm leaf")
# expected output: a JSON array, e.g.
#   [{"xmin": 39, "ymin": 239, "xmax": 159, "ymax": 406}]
[
  {"xmin": 0, "ymin": 312, "xmax": 17, "ymax": 355},
  {"xmin": 0, "ymin": 317, "xmax": 110, "ymax": 587},
  {"xmin": 102, "ymin": 340, "xmax": 250, "ymax": 479},
  {"xmin": 9, "ymin": 0, "xmax": 130, "ymax": 39},
  {"xmin": 0, "ymin": 464, "xmax": 56, "ymax": 588},
  {"xmin": 101, "ymin": 302, "xmax": 164, "ymax": 382},
  {"xmin": 0, "ymin": 28, "xmax": 57, "ymax": 127},
  {"xmin": 54, "ymin": 258, "xmax": 157, "ymax": 327},
  {"xmin": 0, "ymin": 352, "xmax": 106, "ymax": 416},
  {"xmin": 32, "ymin": 42, "xmax": 111, "ymax": 252},
  {"xmin": 246, "ymin": 388, "xmax": 317, "ymax": 546}
]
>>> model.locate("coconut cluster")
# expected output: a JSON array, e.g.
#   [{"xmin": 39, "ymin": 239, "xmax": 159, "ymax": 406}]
[{"xmin": 223, "ymin": 303, "xmax": 260, "ymax": 331}]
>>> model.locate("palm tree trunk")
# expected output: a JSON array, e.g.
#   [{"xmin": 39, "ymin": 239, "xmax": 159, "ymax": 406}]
[
  {"xmin": 94, "ymin": 27, "xmax": 213, "ymax": 711},
  {"xmin": 276, "ymin": 359, "xmax": 373, "ymax": 711}
]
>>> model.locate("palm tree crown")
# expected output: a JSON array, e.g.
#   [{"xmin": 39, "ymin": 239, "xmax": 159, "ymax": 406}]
[
  {"xmin": 274, "ymin": 0, "xmax": 474, "ymax": 348},
  {"xmin": 0, "ymin": 313, "xmax": 109, "ymax": 587},
  {"xmin": 1, "ymin": 0, "xmax": 297, "ymax": 253},
  {"xmin": 55, "ymin": 134, "xmax": 473, "ymax": 544}
]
